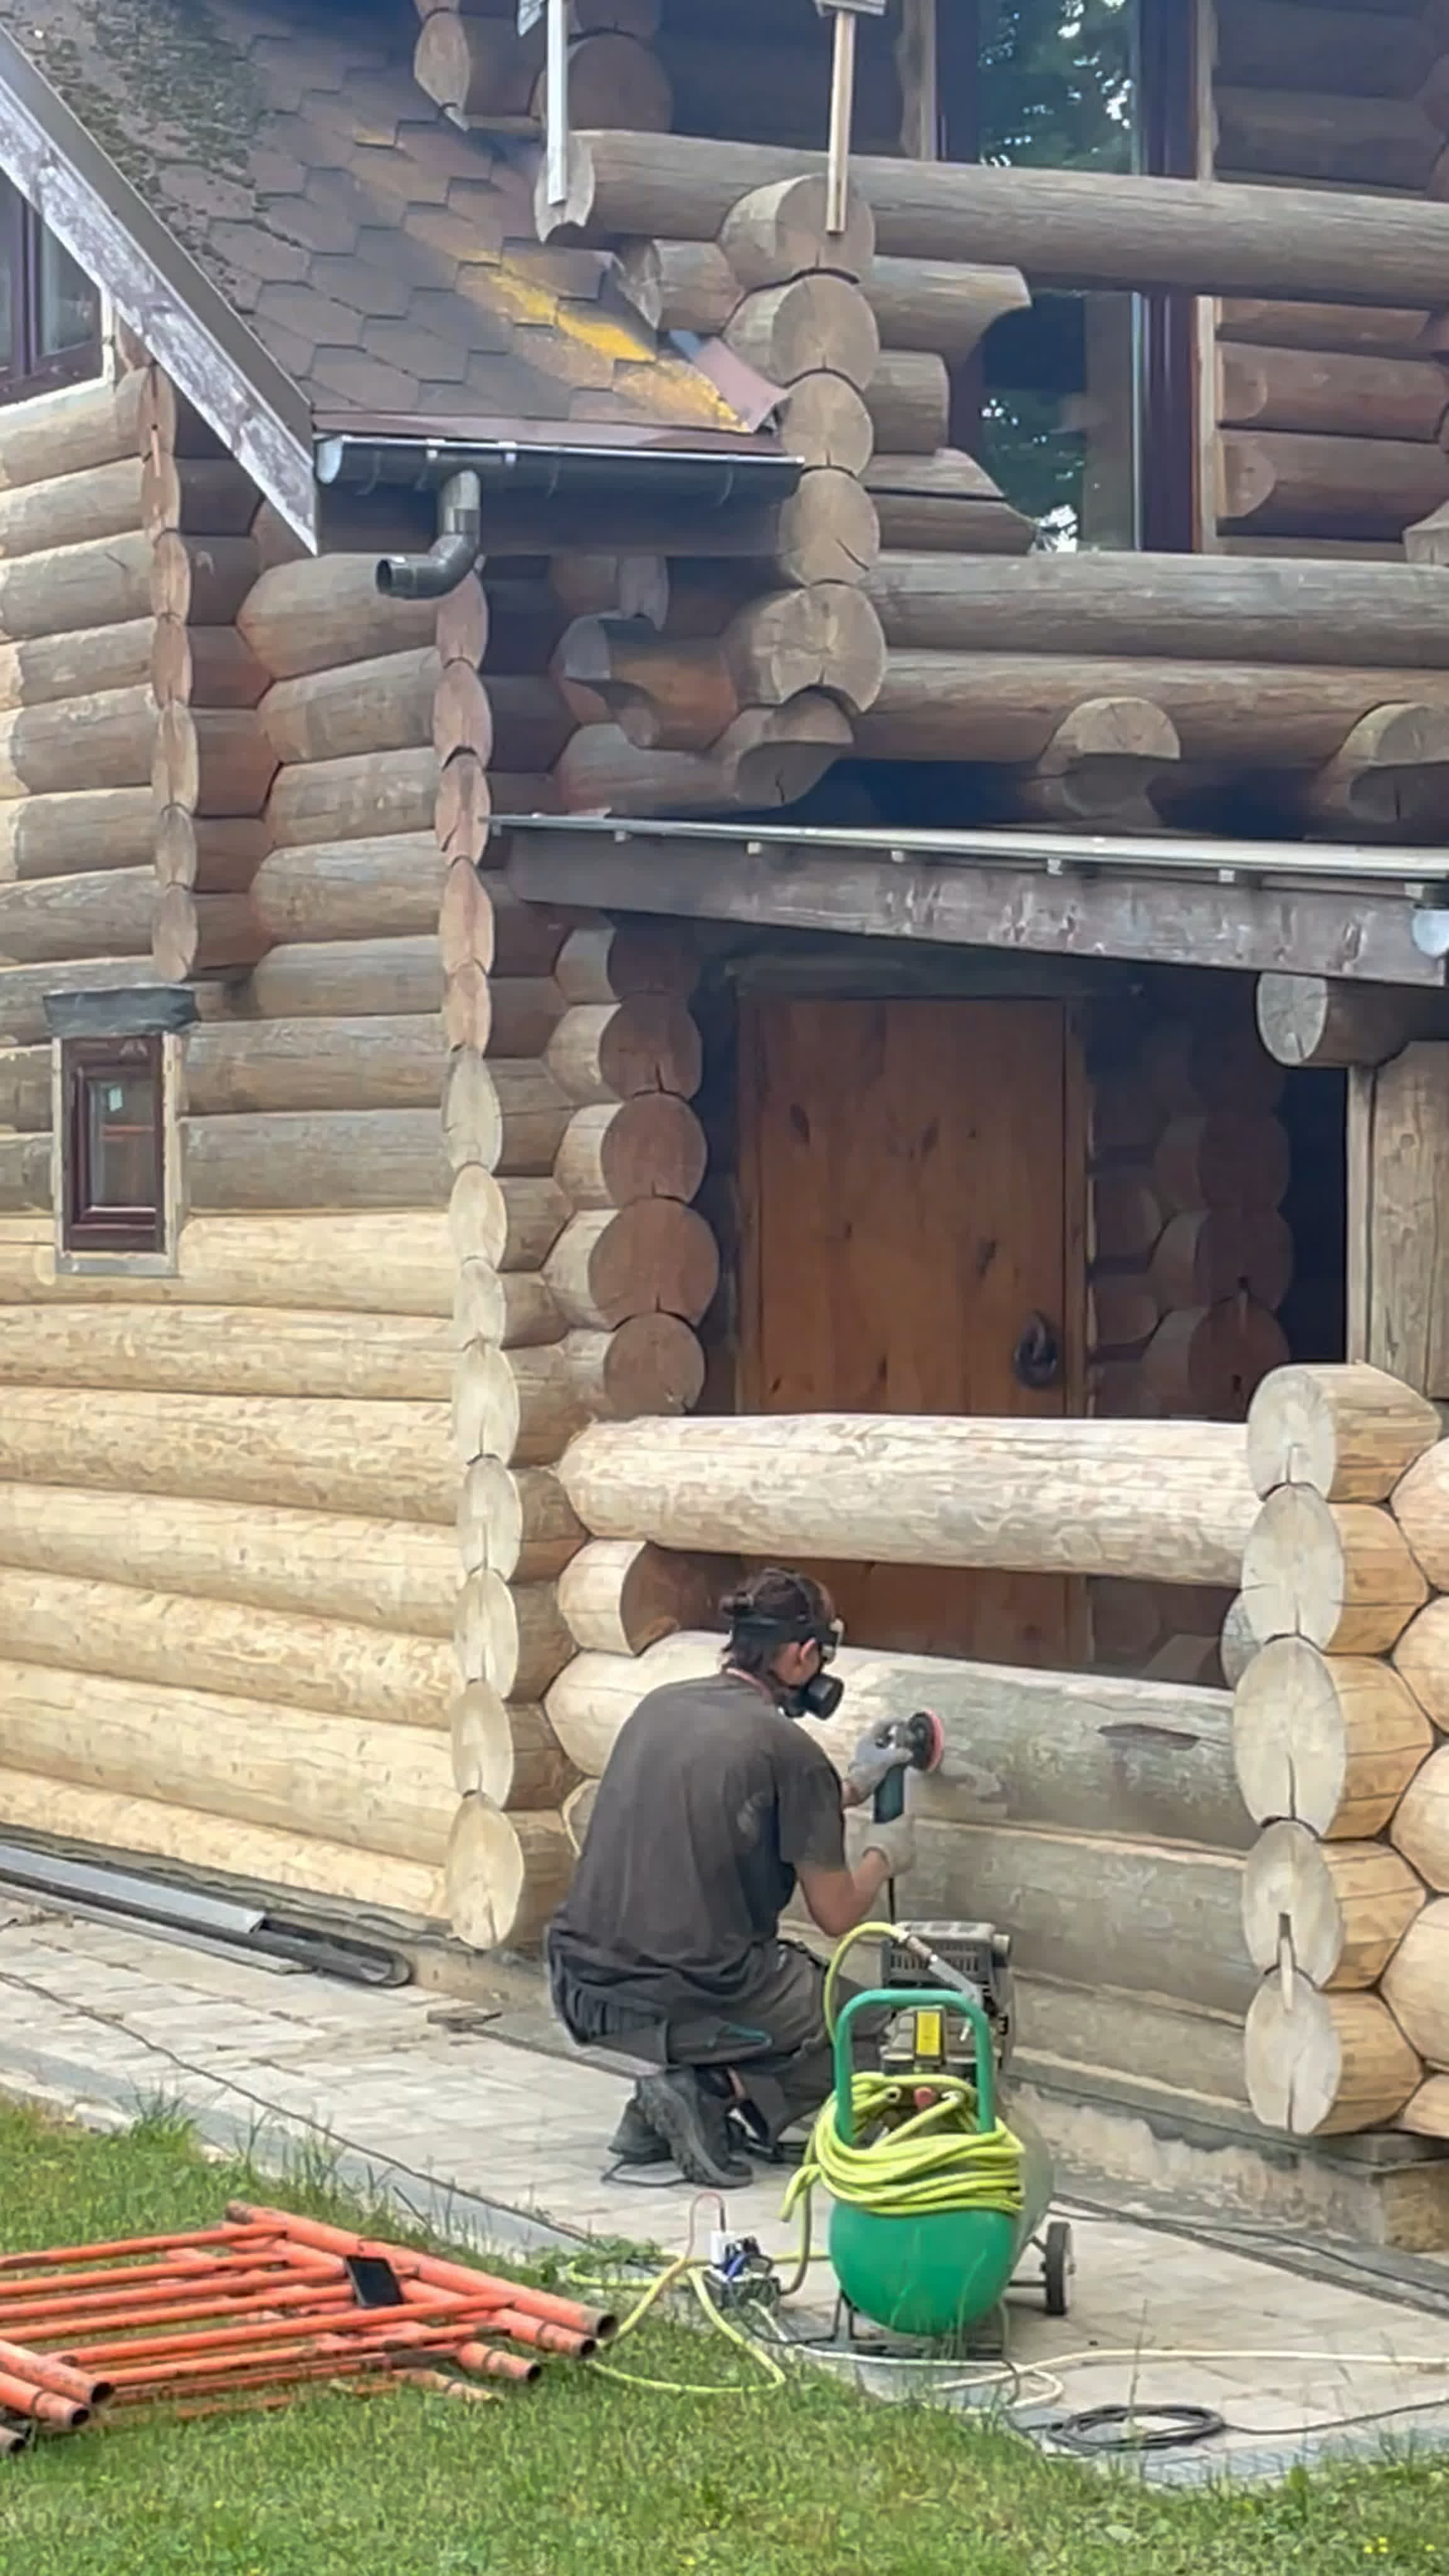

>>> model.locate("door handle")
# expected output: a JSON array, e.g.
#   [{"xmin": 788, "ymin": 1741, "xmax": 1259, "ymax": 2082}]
[{"xmin": 1013, "ymin": 1311, "xmax": 1062, "ymax": 1391}]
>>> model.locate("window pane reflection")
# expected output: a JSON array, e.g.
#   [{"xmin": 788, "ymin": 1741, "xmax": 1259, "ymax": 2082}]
[
  {"xmin": 38, "ymin": 228, "xmax": 101, "ymax": 357},
  {"xmin": 84, "ymin": 1069, "xmax": 158, "ymax": 1211}
]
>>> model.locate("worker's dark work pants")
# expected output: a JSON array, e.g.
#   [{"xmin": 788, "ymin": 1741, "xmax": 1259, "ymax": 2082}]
[{"xmin": 549, "ymin": 1939, "xmax": 880, "ymax": 2146}]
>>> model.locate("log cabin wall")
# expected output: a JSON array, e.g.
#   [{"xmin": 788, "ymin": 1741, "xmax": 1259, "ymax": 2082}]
[{"xmin": 1209, "ymin": 0, "xmax": 1449, "ymax": 555}]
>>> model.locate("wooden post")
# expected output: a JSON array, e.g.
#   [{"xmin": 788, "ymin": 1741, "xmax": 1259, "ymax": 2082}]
[
  {"xmin": 897, "ymin": 0, "xmax": 938, "ymax": 160},
  {"xmin": 1348, "ymin": 1042, "xmax": 1449, "ymax": 1396}
]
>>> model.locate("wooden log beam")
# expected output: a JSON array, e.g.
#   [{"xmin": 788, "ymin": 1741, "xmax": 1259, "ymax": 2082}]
[
  {"xmin": 1218, "ymin": 344, "xmax": 1449, "ymax": 444},
  {"xmin": 865, "ymin": 450, "xmax": 1036, "ymax": 554},
  {"xmin": 1350, "ymin": 1044, "xmax": 1449, "ymax": 1396},
  {"xmin": 1216, "ymin": 0, "xmax": 1435, "ymax": 97},
  {"xmin": 1233, "ymin": 1633, "xmax": 1432, "ymax": 1836},
  {"xmin": 555, "ymin": 1542, "xmax": 724, "ymax": 1658},
  {"xmin": 1257, "ymin": 974, "xmax": 1449, "ymax": 1069},
  {"xmin": 237, "ymin": 557, "xmax": 438, "ymax": 680},
  {"xmin": 1008, "ymin": 698, "xmax": 1180, "ymax": 825},
  {"xmin": 265, "ymin": 747, "xmax": 436, "ymax": 851},
  {"xmin": 853, "ymin": 652, "xmax": 1449, "ymax": 768},
  {"xmin": 1381, "ymin": 1902, "xmax": 1449, "ymax": 2074},
  {"xmin": 1149, "ymin": 1209, "xmax": 1294, "ymax": 1313},
  {"xmin": 0, "ymin": 1301, "xmax": 453, "ymax": 1401},
  {"xmin": 0, "ymin": 1208, "xmax": 457, "ymax": 1315},
  {"xmin": 458, "ymin": 1459, "xmax": 585, "ymax": 1586},
  {"xmin": 1242, "ymin": 1487, "xmax": 1428, "ymax": 1653},
  {"xmin": 0, "ymin": 1659, "xmax": 455, "ymax": 1863},
  {"xmin": 1246, "ymin": 1362, "xmax": 1440, "ymax": 1501},
  {"xmin": 865, "ymin": 349, "xmax": 950, "ymax": 455},
  {"xmin": 630, "ymin": 235, "xmax": 1028, "ymax": 364},
  {"xmin": 545, "ymin": 130, "xmax": 1449, "ymax": 306},
  {"xmin": 1391, "ymin": 1748, "xmax": 1449, "ymax": 1896},
  {"xmin": 554, "ymin": 696, "xmax": 852, "ymax": 815},
  {"xmin": 183, "ymin": 1109, "xmax": 452, "ymax": 1213},
  {"xmin": 1219, "ymin": 299, "xmax": 1433, "ymax": 358},
  {"xmin": 864, "ymin": 550, "xmax": 1449, "ymax": 669},
  {"xmin": 1219, "ymin": 431, "xmax": 1449, "ymax": 540},
  {"xmin": 445, "ymin": 1796, "xmax": 574, "ymax": 1951},
  {"xmin": 0, "ymin": 865, "xmax": 153, "ymax": 966},
  {"xmin": 558, "ymin": 1414, "xmax": 1257, "ymax": 1585},
  {"xmin": 261, "ymin": 649, "xmax": 436, "ymax": 767},
  {"xmin": 0, "ymin": 1772, "xmax": 446, "ymax": 1923},
  {"xmin": 0, "ymin": 1480, "xmax": 457, "ymax": 1638},
  {"xmin": 719, "ymin": 174, "xmax": 874, "ymax": 291},
  {"xmin": 1213, "ymin": 89, "xmax": 1441, "ymax": 192},
  {"xmin": 1242, "ymin": 1818, "xmax": 1426, "ymax": 1991},
  {"xmin": 1245, "ymin": 1977, "xmax": 1421, "ymax": 2136},
  {"xmin": 544, "ymin": 1625, "xmax": 1250, "ymax": 1848},
  {"xmin": 152, "ymin": 533, "xmax": 261, "ymax": 630}
]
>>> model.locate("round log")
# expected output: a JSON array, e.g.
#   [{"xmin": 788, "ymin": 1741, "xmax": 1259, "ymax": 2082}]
[
  {"xmin": 492, "ymin": 1175, "xmax": 572, "ymax": 1271},
  {"xmin": 865, "ymin": 350, "xmax": 950, "ymax": 454},
  {"xmin": 1153, "ymin": 1113, "xmax": 1290, "ymax": 1214},
  {"xmin": 152, "ymin": 704, "xmax": 276, "ymax": 817},
  {"xmin": 152, "ymin": 619, "xmax": 269, "ymax": 712},
  {"xmin": 559, "ymin": 1414, "xmax": 1257, "ymax": 1585},
  {"xmin": 457, "ymin": 1569, "xmax": 574, "ymax": 1701},
  {"xmin": 1393, "ymin": 1728, "xmax": 1449, "ymax": 1894},
  {"xmin": 248, "ymin": 834, "xmax": 443, "ymax": 942},
  {"xmin": 0, "ymin": 1480, "xmax": 457, "ymax": 1638},
  {"xmin": 718, "ymin": 174, "xmax": 874, "ymax": 290},
  {"xmin": 141, "ymin": 455, "xmax": 257, "ymax": 541},
  {"xmin": 153, "ymin": 888, "xmax": 266, "ymax": 982},
  {"xmin": 724, "ymin": 275, "xmax": 879, "ymax": 391},
  {"xmin": 155, "ymin": 812, "xmax": 268, "ymax": 894},
  {"xmin": 569, "ymin": 1313, "xmax": 704, "ymax": 1418},
  {"xmin": 1394, "ymin": 1599, "xmax": 1449, "ymax": 1731},
  {"xmin": 184, "ymin": 1108, "xmax": 452, "ymax": 1214},
  {"xmin": 1401, "ymin": 2075, "xmax": 1449, "ymax": 2140},
  {"xmin": 469, "ymin": 1060, "xmax": 569, "ymax": 1177},
  {"xmin": 1256, "ymin": 972, "xmax": 1449, "ymax": 1069},
  {"xmin": 0, "ymin": 368, "xmax": 147, "ymax": 489},
  {"xmin": 552, "ymin": 1096, "xmax": 707, "ymax": 1209},
  {"xmin": 1215, "ymin": 87, "xmax": 1440, "ymax": 193},
  {"xmin": 265, "ymin": 747, "xmax": 436, "ymax": 850},
  {"xmin": 543, "ymin": 1201, "xmax": 720, "ymax": 1331},
  {"xmin": 0, "ymin": 1301, "xmax": 452, "ymax": 1401},
  {"xmin": 1087, "ymin": 1275, "xmax": 1159, "ymax": 1353},
  {"xmin": 557, "ymin": 1539, "xmax": 722, "ymax": 1656},
  {"xmin": 866, "ymin": 452, "xmax": 1036, "ymax": 555},
  {"xmin": 545, "ymin": 1628, "xmax": 1250, "ymax": 1852},
  {"xmin": 453, "ymin": 1259, "xmax": 564, "ymax": 1352},
  {"xmin": 445, "ymin": 1796, "xmax": 574, "ymax": 1951},
  {"xmin": 774, "ymin": 375, "xmax": 875, "ymax": 473},
  {"xmin": 1391, "ymin": 1441, "xmax": 1449, "ymax": 1589},
  {"xmin": 1382, "ymin": 1901, "xmax": 1449, "ymax": 2070},
  {"xmin": 1247, "ymin": 1363, "xmax": 1440, "ymax": 1504},
  {"xmin": 0, "ymin": 1209, "xmax": 456, "ymax": 1315},
  {"xmin": 440, "ymin": 1047, "xmax": 503, "ymax": 1179},
  {"xmin": 0, "ymin": 1387, "xmax": 455, "ymax": 1524},
  {"xmin": 1091, "ymin": 1170, "xmax": 1163, "ymax": 1263},
  {"xmin": 236, "ymin": 556, "xmax": 440, "ymax": 679},
  {"xmin": 723, "ymin": 584, "xmax": 886, "ymax": 714},
  {"xmin": 451, "ymin": 1678, "xmax": 513, "ymax": 1806},
  {"xmin": 0, "ymin": 1772, "xmax": 446, "ymax": 1922},
  {"xmin": 247, "ymin": 935, "xmax": 442, "ymax": 1021},
  {"xmin": 1233, "ymin": 1634, "xmax": 1432, "ymax": 1838},
  {"xmin": 1221, "ymin": 430, "xmax": 1449, "ymax": 541},
  {"xmin": 553, "ymin": 619, "xmax": 738, "ymax": 751},
  {"xmin": 547, "ymin": 553, "xmax": 669, "ymax": 626},
  {"xmin": 553, "ymin": 920, "xmax": 697, "ymax": 1005},
  {"xmin": 0, "ymin": 1659, "xmax": 455, "ymax": 1863},
  {"xmin": 458, "ymin": 1460, "xmax": 585, "ymax": 1585},
  {"xmin": 1220, "ymin": 299, "xmax": 1433, "ymax": 358},
  {"xmin": 773, "ymin": 470, "xmax": 880, "ymax": 586},
  {"xmin": 1218, "ymin": 344, "xmax": 1449, "ymax": 445},
  {"xmin": 1150, "ymin": 1209, "xmax": 1294, "ymax": 1313},
  {"xmin": 1243, "ymin": 1489, "xmax": 1429, "ymax": 1655},
  {"xmin": 545, "ymin": 998, "xmax": 702, "ymax": 1106},
  {"xmin": 0, "ymin": 615, "xmax": 152, "ymax": 709},
  {"xmin": 439, "ymin": 858, "xmax": 496, "ymax": 987},
  {"xmin": 0, "ymin": 863, "xmax": 154, "ymax": 965},
  {"xmin": 1244, "ymin": 1975, "xmax": 1421, "ymax": 2136},
  {"xmin": 867, "ymin": 257, "xmax": 1030, "ymax": 359},
  {"xmin": 435, "ymin": 663, "xmax": 496, "ymax": 770},
  {"xmin": 0, "ymin": 1564, "xmax": 454, "ymax": 1733},
  {"xmin": 262, "ymin": 648, "xmax": 436, "ymax": 766},
  {"xmin": 1242, "ymin": 1818, "xmax": 1425, "ymax": 1990},
  {"xmin": 0, "ymin": 787, "xmax": 155, "ymax": 884},
  {"xmin": 436, "ymin": 748, "xmax": 491, "ymax": 869},
  {"xmin": 0, "ymin": 685, "xmax": 156, "ymax": 799},
  {"xmin": 0, "ymin": 528, "xmax": 152, "ymax": 652},
  {"xmin": 1140, "ymin": 1302, "xmax": 1289, "ymax": 1419},
  {"xmin": 0, "ymin": 1133, "xmax": 49, "ymax": 1211},
  {"xmin": 1221, "ymin": 1592, "xmax": 1258, "ymax": 1689},
  {"xmin": 150, "ymin": 531, "xmax": 260, "ymax": 629},
  {"xmin": 0, "ymin": 454, "xmax": 144, "ymax": 560}
]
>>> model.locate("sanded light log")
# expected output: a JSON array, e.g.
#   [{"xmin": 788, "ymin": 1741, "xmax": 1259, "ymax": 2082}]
[
  {"xmin": 458, "ymin": 1460, "xmax": 585, "ymax": 1585},
  {"xmin": 553, "ymin": 920, "xmax": 696, "ymax": 1005},
  {"xmin": 560, "ymin": 1414, "xmax": 1257, "ymax": 1585},
  {"xmin": 238, "ymin": 556, "xmax": 438, "ymax": 679},
  {"xmin": 545, "ymin": 1627, "xmax": 1250, "ymax": 1851},
  {"xmin": 1242, "ymin": 1819, "xmax": 1425, "ymax": 1991},
  {"xmin": 0, "ymin": 366, "xmax": 147, "ymax": 488},
  {"xmin": 152, "ymin": 704, "xmax": 276, "ymax": 818},
  {"xmin": 0, "ymin": 1301, "xmax": 452, "ymax": 1401},
  {"xmin": 1221, "ymin": 1594, "xmax": 1258, "ymax": 1689},
  {"xmin": 1257, "ymin": 973, "xmax": 1449, "ymax": 1069},
  {"xmin": 1245, "ymin": 1975, "xmax": 1421, "ymax": 2136},
  {"xmin": 248, "ymin": 834, "xmax": 441, "ymax": 942},
  {"xmin": 0, "ymin": 1566, "xmax": 453, "ymax": 1733},
  {"xmin": 718, "ymin": 172, "xmax": 874, "ymax": 289},
  {"xmin": 0, "ymin": 1772, "xmax": 446, "ymax": 1922},
  {"xmin": 557, "ymin": 1540, "xmax": 723, "ymax": 1657},
  {"xmin": 184, "ymin": 1108, "xmax": 452, "ymax": 1214},
  {"xmin": 0, "ymin": 787, "xmax": 155, "ymax": 884},
  {"xmin": 452, "ymin": 1326, "xmax": 700, "ymax": 1467},
  {"xmin": 451, "ymin": 1057, "xmax": 567, "ymax": 1178},
  {"xmin": 457, "ymin": 1569, "xmax": 574, "ymax": 1702},
  {"xmin": 865, "ymin": 349, "xmax": 950, "ymax": 453},
  {"xmin": 546, "ymin": 997, "xmax": 702, "ymax": 1105},
  {"xmin": 247, "ymin": 936, "xmax": 445, "ymax": 1021},
  {"xmin": 1393, "ymin": 1598, "xmax": 1449, "ymax": 1731},
  {"xmin": 0, "ymin": 454, "xmax": 144, "ymax": 559},
  {"xmin": 1219, "ymin": 430, "xmax": 1449, "ymax": 540},
  {"xmin": 265, "ymin": 746, "xmax": 436, "ymax": 850},
  {"xmin": 543, "ymin": 1200, "xmax": 719, "ymax": 1331},
  {"xmin": 0, "ymin": 1481, "xmax": 457, "ymax": 1637},
  {"xmin": 0, "ymin": 1387, "xmax": 455, "ymax": 1524},
  {"xmin": 1401, "ymin": 2075, "xmax": 1449, "ymax": 2140},
  {"xmin": 1218, "ymin": 344, "xmax": 1449, "ymax": 445},
  {"xmin": 1246, "ymin": 1363, "xmax": 1440, "ymax": 1503},
  {"xmin": 865, "ymin": 450, "xmax": 1035, "ymax": 554},
  {"xmin": 1391, "ymin": 1743, "xmax": 1449, "ymax": 1899},
  {"xmin": 0, "ymin": 1658, "xmax": 455, "ymax": 1860},
  {"xmin": 453, "ymin": 1687, "xmax": 576, "ymax": 1813},
  {"xmin": 1382, "ymin": 1901, "xmax": 1449, "ymax": 2070},
  {"xmin": 262, "ymin": 648, "xmax": 436, "ymax": 767},
  {"xmin": 0, "ymin": 1209, "xmax": 457, "ymax": 1316},
  {"xmin": 1243, "ymin": 1489, "xmax": 1428, "ymax": 1655},
  {"xmin": 0, "ymin": 685, "xmax": 156, "ymax": 799},
  {"xmin": 445, "ymin": 1796, "xmax": 574, "ymax": 1951},
  {"xmin": 1150, "ymin": 1210, "xmax": 1294, "ymax": 1314},
  {"xmin": 863, "ymin": 549, "xmax": 1449, "ymax": 669},
  {"xmin": 553, "ymin": 1095, "xmax": 707, "ymax": 1209},
  {"xmin": 1233, "ymin": 1635, "xmax": 1431, "ymax": 1837},
  {"xmin": 0, "ymin": 863, "xmax": 153, "ymax": 965},
  {"xmin": 1154, "ymin": 1113, "xmax": 1289, "ymax": 1215},
  {"xmin": 458, "ymin": 1173, "xmax": 569, "ymax": 1274},
  {"xmin": 0, "ymin": 616, "xmax": 153, "ymax": 709}
]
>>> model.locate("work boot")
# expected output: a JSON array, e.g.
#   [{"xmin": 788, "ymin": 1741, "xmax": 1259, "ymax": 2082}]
[
  {"xmin": 636, "ymin": 2070, "xmax": 753, "ymax": 2189},
  {"xmin": 607, "ymin": 2085, "xmax": 671, "ymax": 2167}
]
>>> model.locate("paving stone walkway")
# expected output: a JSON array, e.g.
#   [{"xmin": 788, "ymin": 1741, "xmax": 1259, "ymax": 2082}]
[{"xmin": 4, "ymin": 1898, "xmax": 1449, "ymax": 2483}]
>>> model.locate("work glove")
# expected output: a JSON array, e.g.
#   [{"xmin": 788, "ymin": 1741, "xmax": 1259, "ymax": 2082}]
[
  {"xmin": 859, "ymin": 1815, "xmax": 916, "ymax": 1880},
  {"xmin": 846, "ymin": 1723, "xmax": 914, "ymax": 1804}
]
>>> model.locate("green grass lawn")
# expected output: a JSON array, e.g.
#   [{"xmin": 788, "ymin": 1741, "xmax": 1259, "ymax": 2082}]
[{"xmin": 0, "ymin": 2098, "xmax": 1444, "ymax": 2575}]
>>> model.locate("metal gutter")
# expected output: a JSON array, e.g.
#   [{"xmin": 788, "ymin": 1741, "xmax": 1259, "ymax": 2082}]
[
  {"xmin": 494, "ymin": 809, "xmax": 1449, "ymax": 906},
  {"xmin": 0, "ymin": 24, "xmax": 316, "ymax": 543},
  {"xmin": 315, "ymin": 433, "xmax": 801, "ymax": 503}
]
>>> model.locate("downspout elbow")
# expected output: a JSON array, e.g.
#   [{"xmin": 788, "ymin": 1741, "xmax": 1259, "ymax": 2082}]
[{"xmin": 375, "ymin": 467, "xmax": 482, "ymax": 599}]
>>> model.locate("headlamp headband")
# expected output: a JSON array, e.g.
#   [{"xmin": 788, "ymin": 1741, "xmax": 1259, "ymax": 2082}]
[{"xmin": 728, "ymin": 1614, "xmax": 841, "ymax": 1662}]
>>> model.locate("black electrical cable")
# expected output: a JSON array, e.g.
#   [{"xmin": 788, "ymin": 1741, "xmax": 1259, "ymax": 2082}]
[{"xmin": 1046, "ymin": 2402, "xmax": 1227, "ymax": 2455}]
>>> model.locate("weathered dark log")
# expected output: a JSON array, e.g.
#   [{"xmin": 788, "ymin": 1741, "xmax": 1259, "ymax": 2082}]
[
  {"xmin": 1219, "ymin": 431, "xmax": 1449, "ymax": 540},
  {"xmin": 1256, "ymin": 974, "xmax": 1449, "ymax": 1069},
  {"xmin": 1218, "ymin": 344, "xmax": 1448, "ymax": 444},
  {"xmin": 864, "ymin": 452, "xmax": 1036, "ymax": 553}
]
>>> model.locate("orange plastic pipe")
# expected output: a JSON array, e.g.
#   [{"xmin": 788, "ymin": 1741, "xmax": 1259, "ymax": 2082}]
[
  {"xmin": 0, "ymin": 2368, "xmax": 88, "ymax": 2429},
  {"xmin": 455, "ymin": 2341, "xmax": 542, "ymax": 2385},
  {"xmin": 483, "ymin": 2308, "xmax": 596, "ymax": 2360},
  {"xmin": 230, "ymin": 2204, "xmax": 615, "ymax": 2340},
  {"xmin": 70, "ymin": 2309, "xmax": 490, "ymax": 2371},
  {"xmin": 0, "ymin": 2250, "xmax": 334, "ymax": 2304},
  {"xmin": 0, "ymin": 2341, "xmax": 112, "ymax": 2406},
  {"xmin": 0, "ymin": 2260, "xmax": 347, "ymax": 2334},
  {"xmin": 0, "ymin": 2224, "xmax": 274, "ymax": 2273}
]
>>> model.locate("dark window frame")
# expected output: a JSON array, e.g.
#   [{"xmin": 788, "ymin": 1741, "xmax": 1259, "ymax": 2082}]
[
  {"xmin": 61, "ymin": 1035, "xmax": 166, "ymax": 1257},
  {"xmin": 0, "ymin": 183, "xmax": 103, "ymax": 408}
]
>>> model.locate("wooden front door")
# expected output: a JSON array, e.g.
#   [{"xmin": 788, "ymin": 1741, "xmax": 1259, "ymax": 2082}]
[{"xmin": 738, "ymin": 996, "xmax": 1083, "ymax": 1667}]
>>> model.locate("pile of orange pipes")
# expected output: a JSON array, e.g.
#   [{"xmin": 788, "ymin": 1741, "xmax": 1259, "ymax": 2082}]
[{"xmin": 0, "ymin": 2200, "xmax": 615, "ymax": 2440}]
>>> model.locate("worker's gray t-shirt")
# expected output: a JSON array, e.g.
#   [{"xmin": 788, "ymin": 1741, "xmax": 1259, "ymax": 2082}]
[{"xmin": 549, "ymin": 1672, "xmax": 847, "ymax": 2008}]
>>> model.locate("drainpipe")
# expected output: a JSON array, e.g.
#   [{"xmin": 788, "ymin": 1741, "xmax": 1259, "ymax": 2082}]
[{"xmin": 375, "ymin": 467, "xmax": 482, "ymax": 599}]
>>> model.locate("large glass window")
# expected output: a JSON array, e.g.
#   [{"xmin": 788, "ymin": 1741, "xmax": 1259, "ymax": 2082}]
[{"xmin": 0, "ymin": 177, "xmax": 103, "ymax": 404}]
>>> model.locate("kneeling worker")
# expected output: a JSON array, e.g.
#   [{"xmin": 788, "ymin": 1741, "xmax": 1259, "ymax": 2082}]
[{"xmin": 545, "ymin": 1567, "xmax": 918, "ymax": 2189}]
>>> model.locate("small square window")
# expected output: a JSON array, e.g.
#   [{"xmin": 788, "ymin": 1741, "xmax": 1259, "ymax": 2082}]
[{"xmin": 60, "ymin": 1035, "xmax": 166, "ymax": 1256}]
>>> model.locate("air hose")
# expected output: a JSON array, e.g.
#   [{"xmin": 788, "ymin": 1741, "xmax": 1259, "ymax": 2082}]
[{"xmin": 784, "ymin": 1919, "xmax": 1026, "ymax": 2228}]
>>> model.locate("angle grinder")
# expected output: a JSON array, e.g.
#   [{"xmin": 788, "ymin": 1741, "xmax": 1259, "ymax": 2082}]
[{"xmin": 869, "ymin": 1706, "xmax": 945, "ymax": 1913}]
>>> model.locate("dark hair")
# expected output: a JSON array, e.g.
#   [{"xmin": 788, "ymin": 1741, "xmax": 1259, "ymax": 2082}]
[{"xmin": 719, "ymin": 1567, "xmax": 835, "ymax": 1677}]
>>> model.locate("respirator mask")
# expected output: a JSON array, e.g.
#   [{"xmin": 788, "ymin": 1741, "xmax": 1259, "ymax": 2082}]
[{"xmin": 728, "ymin": 1615, "xmax": 846, "ymax": 1720}]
